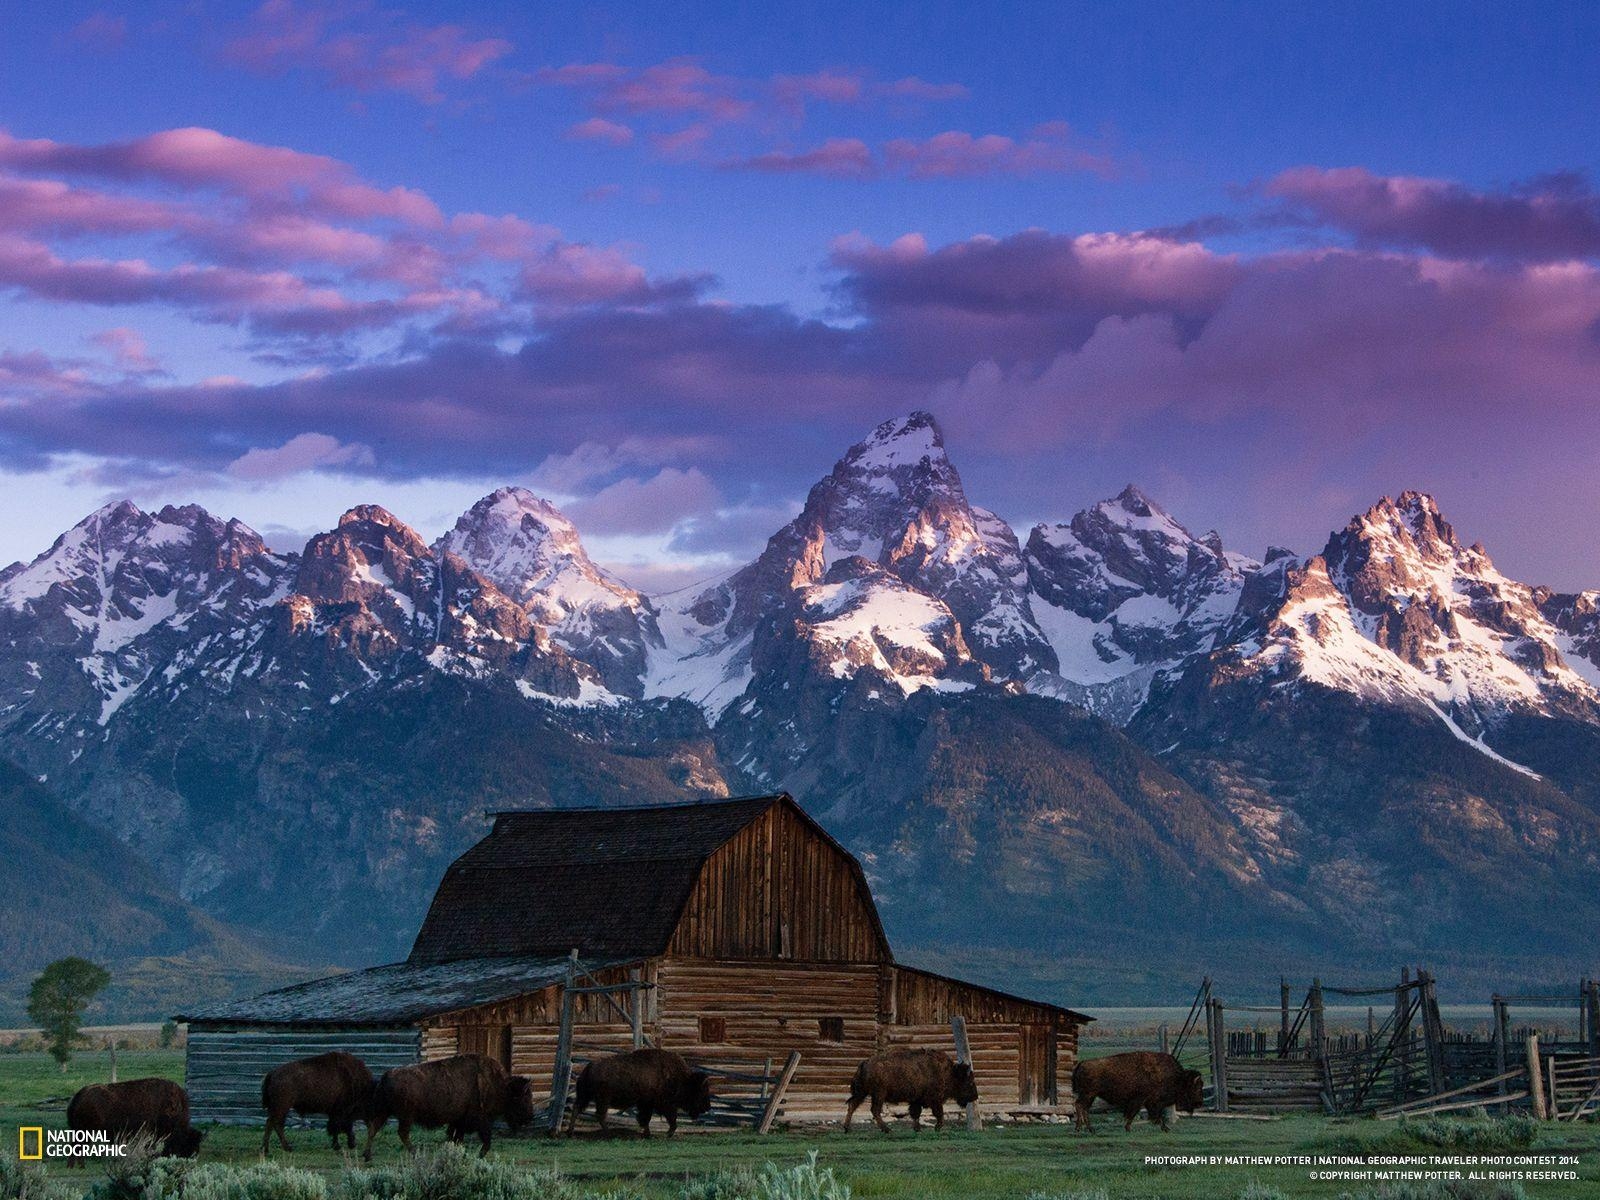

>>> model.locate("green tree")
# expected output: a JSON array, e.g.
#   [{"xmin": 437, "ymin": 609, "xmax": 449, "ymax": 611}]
[
  {"xmin": 27, "ymin": 957, "xmax": 111, "ymax": 1071},
  {"xmin": 158, "ymin": 1019, "xmax": 178, "ymax": 1049}
]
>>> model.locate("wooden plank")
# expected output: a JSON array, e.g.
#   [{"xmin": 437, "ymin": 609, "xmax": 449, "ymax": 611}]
[
  {"xmin": 758, "ymin": 1051, "xmax": 802, "ymax": 1134},
  {"xmin": 951, "ymin": 1016, "xmax": 980, "ymax": 1130},
  {"xmin": 1375, "ymin": 1068, "xmax": 1526, "ymax": 1117},
  {"xmin": 1378, "ymin": 1092, "xmax": 1529, "ymax": 1120}
]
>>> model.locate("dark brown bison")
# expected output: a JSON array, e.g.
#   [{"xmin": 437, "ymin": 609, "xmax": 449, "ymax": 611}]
[
  {"xmin": 844, "ymin": 1048, "xmax": 978, "ymax": 1132},
  {"xmin": 1071, "ymin": 1051, "xmax": 1205, "ymax": 1131},
  {"xmin": 261, "ymin": 1050, "xmax": 376, "ymax": 1155},
  {"xmin": 361, "ymin": 1054, "xmax": 535, "ymax": 1160},
  {"xmin": 67, "ymin": 1078, "xmax": 204, "ymax": 1158},
  {"xmin": 572, "ymin": 1048, "xmax": 713, "ymax": 1137}
]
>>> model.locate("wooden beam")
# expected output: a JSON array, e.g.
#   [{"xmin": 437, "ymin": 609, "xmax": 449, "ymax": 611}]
[
  {"xmin": 951, "ymin": 1016, "xmax": 981, "ymax": 1130},
  {"xmin": 1378, "ymin": 1092, "xmax": 1530, "ymax": 1120},
  {"xmin": 1526, "ymin": 1035, "xmax": 1548, "ymax": 1120},
  {"xmin": 757, "ymin": 1051, "xmax": 802, "ymax": 1134}
]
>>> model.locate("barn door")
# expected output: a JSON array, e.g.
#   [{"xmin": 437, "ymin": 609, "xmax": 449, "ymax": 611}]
[
  {"xmin": 459, "ymin": 1025, "xmax": 513, "ymax": 1070},
  {"xmin": 1019, "ymin": 1024, "xmax": 1052, "ymax": 1106}
]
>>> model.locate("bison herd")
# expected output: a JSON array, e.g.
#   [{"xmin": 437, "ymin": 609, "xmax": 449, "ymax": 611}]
[{"xmin": 64, "ymin": 1048, "xmax": 1203, "ymax": 1157}]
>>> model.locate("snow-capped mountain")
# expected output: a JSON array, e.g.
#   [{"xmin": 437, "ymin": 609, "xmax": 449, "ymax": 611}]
[
  {"xmin": 437, "ymin": 487, "xmax": 662, "ymax": 697},
  {"xmin": 5, "ymin": 413, "xmax": 1600, "ymax": 1010},
  {"xmin": 652, "ymin": 412, "xmax": 1053, "ymax": 723},
  {"xmin": 1209, "ymin": 492, "xmax": 1600, "ymax": 766},
  {"xmin": 0, "ymin": 501, "xmax": 293, "ymax": 741},
  {"xmin": 1023, "ymin": 485, "xmax": 1260, "ymax": 721}
]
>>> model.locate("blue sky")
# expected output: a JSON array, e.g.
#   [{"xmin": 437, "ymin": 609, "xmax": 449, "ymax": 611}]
[{"xmin": 1, "ymin": 1, "xmax": 1598, "ymax": 588}]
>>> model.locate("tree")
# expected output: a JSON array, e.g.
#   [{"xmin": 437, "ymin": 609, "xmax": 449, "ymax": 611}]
[
  {"xmin": 159, "ymin": 1020, "xmax": 178, "ymax": 1049},
  {"xmin": 27, "ymin": 958, "xmax": 111, "ymax": 1071}
]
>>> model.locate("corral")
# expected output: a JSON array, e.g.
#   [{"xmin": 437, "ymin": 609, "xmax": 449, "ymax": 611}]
[{"xmin": 179, "ymin": 793, "xmax": 1089, "ymax": 1128}]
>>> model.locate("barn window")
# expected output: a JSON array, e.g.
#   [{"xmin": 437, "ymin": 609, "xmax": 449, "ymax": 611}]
[
  {"xmin": 818, "ymin": 1017, "xmax": 845, "ymax": 1043},
  {"xmin": 699, "ymin": 1016, "xmax": 727, "ymax": 1043}
]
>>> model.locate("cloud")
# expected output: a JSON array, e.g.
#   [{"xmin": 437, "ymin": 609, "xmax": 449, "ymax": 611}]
[
  {"xmin": 882, "ymin": 129, "xmax": 1116, "ymax": 180},
  {"xmin": 1263, "ymin": 166, "xmax": 1600, "ymax": 262},
  {"xmin": 67, "ymin": 12, "xmax": 128, "ymax": 51},
  {"xmin": 228, "ymin": 432, "xmax": 376, "ymax": 481},
  {"xmin": 89, "ymin": 327, "xmax": 162, "ymax": 374},
  {"xmin": 222, "ymin": 0, "xmax": 513, "ymax": 104},
  {"xmin": 724, "ymin": 126, "xmax": 1117, "ymax": 182},
  {"xmin": 0, "ymin": 123, "xmax": 674, "ymax": 342},
  {"xmin": 726, "ymin": 139, "xmax": 875, "ymax": 179},
  {"xmin": 565, "ymin": 118, "xmax": 634, "ymax": 146},
  {"xmin": 565, "ymin": 467, "xmax": 722, "ymax": 535}
]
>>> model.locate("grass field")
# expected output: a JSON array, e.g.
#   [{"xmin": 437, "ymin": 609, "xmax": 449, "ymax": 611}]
[{"xmin": 3, "ymin": 1049, "xmax": 1597, "ymax": 1198}]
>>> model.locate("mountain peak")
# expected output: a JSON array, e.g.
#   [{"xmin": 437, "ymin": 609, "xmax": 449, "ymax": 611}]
[
  {"xmin": 1112, "ymin": 483, "xmax": 1161, "ymax": 515},
  {"xmin": 846, "ymin": 411, "xmax": 947, "ymax": 473}
]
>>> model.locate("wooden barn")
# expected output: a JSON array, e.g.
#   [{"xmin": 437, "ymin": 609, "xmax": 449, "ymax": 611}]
[{"xmin": 181, "ymin": 794, "xmax": 1089, "ymax": 1125}]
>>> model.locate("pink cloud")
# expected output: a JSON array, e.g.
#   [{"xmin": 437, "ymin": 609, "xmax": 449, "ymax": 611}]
[
  {"xmin": 882, "ymin": 129, "xmax": 1115, "ymax": 180},
  {"xmin": 1263, "ymin": 166, "xmax": 1600, "ymax": 262},
  {"xmin": 567, "ymin": 467, "xmax": 722, "ymax": 535},
  {"xmin": 727, "ymin": 139, "xmax": 876, "ymax": 179},
  {"xmin": 68, "ymin": 12, "xmax": 128, "ymax": 51},
  {"xmin": 566, "ymin": 118, "xmax": 634, "ymax": 146},
  {"xmin": 227, "ymin": 431, "xmax": 375, "ymax": 481},
  {"xmin": 89, "ymin": 327, "xmax": 161, "ymax": 374},
  {"xmin": 223, "ymin": 0, "xmax": 512, "ymax": 104},
  {"xmin": 518, "ymin": 243, "xmax": 655, "ymax": 308}
]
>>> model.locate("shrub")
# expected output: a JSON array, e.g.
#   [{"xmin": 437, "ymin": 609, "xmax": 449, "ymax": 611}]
[
  {"xmin": 1394, "ymin": 1113, "xmax": 1539, "ymax": 1150},
  {"xmin": 679, "ymin": 1169, "xmax": 760, "ymax": 1200},
  {"xmin": 753, "ymin": 1153, "xmax": 850, "ymax": 1200},
  {"xmin": 331, "ymin": 1144, "xmax": 576, "ymax": 1200},
  {"xmin": 1336, "ymin": 1182, "xmax": 1528, "ymax": 1200},
  {"xmin": 1237, "ymin": 1183, "xmax": 1291, "ymax": 1200},
  {"xmin": 0, "ymin": 1154, "xmax": 75, "ymax": 1200},
  {"xmin": 1024, "ymin": 1191, "xmax": 1110, "ymax": 1200}
]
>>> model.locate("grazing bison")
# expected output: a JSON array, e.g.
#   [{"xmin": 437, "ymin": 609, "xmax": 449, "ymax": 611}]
[
  {"xmin": 572, "ymin": 1048, "xmax": 713, "ymax": 1137},
  {"xmin": 844, "ymin": 1048, "xmax": 978, "ymax": 1133},
  {"xmin": 361, "ymin": 1054, "xmax": 534, "ymax": 1160},
  {"xmin": 261, "ymin": 1050, "xmax": 376, "ymax": 1155},
  {"xmin": 67, "ymin": 1078, "xmax": 204, "ymax": 1157},
  {"xmin": 1071, "ymin": 1051, "xmax": 1205, "ymax": 1132}
]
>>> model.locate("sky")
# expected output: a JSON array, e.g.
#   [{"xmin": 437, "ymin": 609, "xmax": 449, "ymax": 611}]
[{"xmin": 1, "ymin": 1, "xmax": 1599, "ymax": 591}]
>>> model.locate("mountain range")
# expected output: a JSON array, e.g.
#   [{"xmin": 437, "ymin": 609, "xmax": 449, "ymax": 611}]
[{"xmin": 2, "ymin": 411, "xmax": 1597, "ymax": 1017}]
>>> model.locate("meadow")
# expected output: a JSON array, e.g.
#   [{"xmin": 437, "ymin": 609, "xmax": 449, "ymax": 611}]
[{"xmin": 2, "ymin": 1048, "xmax": 1597, "ymax": 1199}]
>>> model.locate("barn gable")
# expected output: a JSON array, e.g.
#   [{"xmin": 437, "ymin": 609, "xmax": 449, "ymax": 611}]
[{"xmin": 408, "ymin": 794, "xmax": 887, "ymax": 965}]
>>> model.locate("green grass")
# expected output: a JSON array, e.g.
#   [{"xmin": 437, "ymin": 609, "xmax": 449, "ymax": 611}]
[{"xmin": 2, "ymin": 1051, "xmax": 1596, "ymax": 1199}]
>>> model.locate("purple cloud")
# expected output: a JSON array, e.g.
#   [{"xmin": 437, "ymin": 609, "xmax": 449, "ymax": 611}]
[
  {"xmin": 1263, "ymin": 166, "xmax": 1600, "ymax": 262},
  {"xmin": 222, "ymin": 0, "xmax": 513, "ymax": 104}
]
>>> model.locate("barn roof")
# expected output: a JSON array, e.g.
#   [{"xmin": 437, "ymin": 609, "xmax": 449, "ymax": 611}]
[
  {"xmin": 178, "ymin": 955, "xmax": 634, "ymax": 1027},
  {"xmin": 408, "ymin": 794, "xmax": 797, "ymax": 964}
]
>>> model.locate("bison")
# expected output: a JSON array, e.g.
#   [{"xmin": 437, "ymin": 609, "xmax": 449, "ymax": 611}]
[
  {"xmin": 67, "ymin": 1078, "xmax": 204, "ymax": 1158},
  {"xmin": 261, "ymin": 1050, "xmax": 376, "ymax": 1156},
  {"xmin": 361, "ymin": 1053, "xmax": 534, "ymax": 1160},
  {"xmin": 1071, "ymin": 1051, "xmax": 1205, "ymax": 1132},
  {"xmin": 572, "ymin": 1048, "xmax": 713, "ymax": 1137},
  {"xmin": 844, "ymin": 1048, "xmax": 978, "ymax": 1133}
]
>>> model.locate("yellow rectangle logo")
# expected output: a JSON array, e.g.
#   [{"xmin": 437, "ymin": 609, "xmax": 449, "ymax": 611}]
[{"xmin": 18, "ymin": 1126, "xmax": 43, "ymax": 1160}]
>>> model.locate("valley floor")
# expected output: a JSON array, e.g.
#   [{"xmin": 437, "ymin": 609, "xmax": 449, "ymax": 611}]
[{"xmin": 4, "ymin": 1051, "xmax": 1599, "ymax": 1198}]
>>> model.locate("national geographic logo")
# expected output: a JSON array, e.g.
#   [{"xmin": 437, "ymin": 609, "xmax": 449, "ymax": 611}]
[{"xmin": 15, "ymin": 1127, "xmax": 127, "ymax": 1160}]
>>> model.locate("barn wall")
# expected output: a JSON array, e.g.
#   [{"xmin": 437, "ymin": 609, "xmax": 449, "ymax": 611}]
[
  {"xmin": 654, "ymin": 958, "xmax": 882, "ymax": 1118},
  {"xmin": 184, "ymin": 1027, "xmax": 421, "ymax": 1125},
  {"xmin": 667, "ymin": 805, "xmax": 886, "ymax": 963}
]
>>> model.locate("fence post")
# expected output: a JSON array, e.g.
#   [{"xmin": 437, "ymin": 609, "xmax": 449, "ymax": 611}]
[
  {"xmin": 951, "ymin": 1016, "xmax": 980, "ymax": 1131},
  {"xmin": 1310, "ymin": 979, "xmax": 1326, "ymax": 1064},
  {"xmin": 1493, "ymin": 997, "xmax": 1509, "ymax": 1098},
  {"xmin": 1586, "ymin": 979, "xmax": 1600, "ymax": 1059},
  {"xmin": 1394, "ymin": 968, "xmax": 1411, "ymax": 1103},
  {"xmin": 758, "ymin": 1052, "xmax": 802, "ymax": 1134},
  {"xmin": 629, "ymin": 965, "xmax": 644, "ymax": 1049},
  {"xmin": 1159, "ymin": 1023, "xmax": 1169, "ymax": 1056},
  {"xmin": 1527, "ymin": 1034, "xmax": 1548, "ymax": 1120},
  {"xmin": 548, "ymin": 949, "xmax": 578, "ymax": 1134},
  {"xmin": 1280, "ymin": 977, "xmax": 1291, "ymax": 1058},
  {"xmin": 1419, "ymin": 971, "xmax": 1446, "ymax": 1095},
  {"xmin": 1207, "ymin": 998, "xmax": 1229, "ymax": 1113}
]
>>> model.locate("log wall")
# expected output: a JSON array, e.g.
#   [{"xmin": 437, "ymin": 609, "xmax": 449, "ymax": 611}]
[{"xmin": 185, "ymin": 1027, "xmax": 421, "ymax": 1125}]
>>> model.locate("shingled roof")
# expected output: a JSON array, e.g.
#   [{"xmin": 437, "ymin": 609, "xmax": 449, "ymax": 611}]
[
  {"xmin": 408, "ymin": 795, "xmax": 790, "ymax": 964},
  {"xmin": 178, "ymin": 955, "xmax": 635, "ymax": 1027}
]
